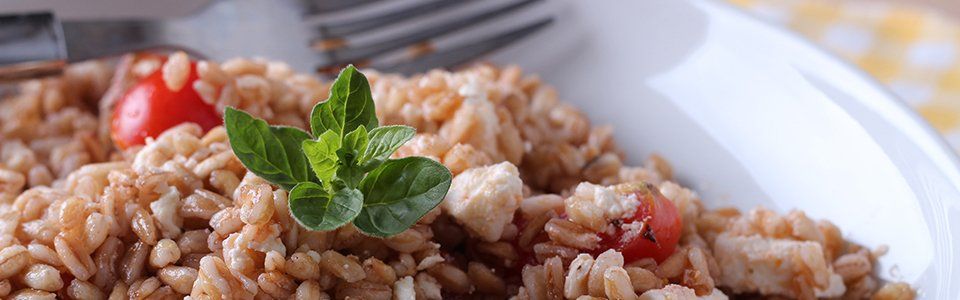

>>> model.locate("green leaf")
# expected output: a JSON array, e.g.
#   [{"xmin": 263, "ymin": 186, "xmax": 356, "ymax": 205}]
[
  {"xmin": 302, "ymin": 130, "xmax": 341, "ymax": 186},
  {"xmin": 309, "ymin": 65, "xmax": 379, "ymax": 138},
  {"xmin": 353, "ymin": 157, "xmax": 452, "ymax": 237},
  {"xmin": 360, "ymin": 125, "xmax": 415, "ymax": 170},
  {"xmin": 337, "ymin": 126, "xmax": 369, "ymax": 188},
  {"xmin": 289, "ymin": 182, "xmax": 362, "ymax": 231},
  {"xmin": 224, "ymin": 107, "xmax": 311, "ymax": 190},
  {"xmin": 342, "ymin": 126, "xmax": 369, "ymax": 158},
  {"xmin": 270, "ymin": 126, "xmax": 316, "ymax": 183}
]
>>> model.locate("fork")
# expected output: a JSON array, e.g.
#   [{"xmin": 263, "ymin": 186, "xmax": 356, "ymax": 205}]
[{"xmin": 0, "ymin": 0, "xmax": 553, "ymax": 81}]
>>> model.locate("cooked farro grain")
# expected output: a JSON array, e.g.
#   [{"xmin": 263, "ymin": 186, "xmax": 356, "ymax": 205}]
[
  {"xmin": 834, "ymin": 252, "xmax": 873, "ymax": 282},
  {"xmin": 66, "ymin": 279, "xmax": 106, "ymax": 300},
  {"xmin": 319, "ymin": 250, "xmax": 365, "ymax": 283},
  {"xmin": 603, "ymin": 266, "xmax": 638, "ymax": 300},
  {"xmin": 544, "ymin": 218, "xmax": 601, "ymax": 250},
  {"xmin": 149, "ymin": 238, "xmax": 181, "ymax": 268},
  {"xmin": 162, "ymin": 51, "xmax": 190, "ymax": 91},
  {"xmin": 467, "ymin": 262, "xmax": 505, "ymax": 295},
  {"xmin": 0, "ymin": 57, "xmax": 915, "ymax": 300},
  {"xmin": 157, "ymin": 266, "xmax": 198, "ymax": 294},
  {"xmin": 20, "ymin": 264, "xmax": 63, "ymax": 292}
]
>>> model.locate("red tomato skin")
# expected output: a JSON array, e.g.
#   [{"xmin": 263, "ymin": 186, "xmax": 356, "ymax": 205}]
[
  {"xmin": 111, "ymin": 62, "xmax": 221, "ymax": 149},
  {"xmin": 598, "ymin": 187, "xmax": 682, "ymax": 263}
]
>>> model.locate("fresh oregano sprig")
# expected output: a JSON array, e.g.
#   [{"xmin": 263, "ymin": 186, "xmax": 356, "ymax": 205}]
[{"xmin": 224, "ymin": 65, "xmax": 452, "ymax": 237}]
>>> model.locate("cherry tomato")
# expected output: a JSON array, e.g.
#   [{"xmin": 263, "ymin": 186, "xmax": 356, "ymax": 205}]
[
  {"xmin": 598, "ymin": 185, "xmax": 682, "ymax": 263},
  {"xmin": 111, "ymin": 60, "xmax": 221, "ymax": 149}
]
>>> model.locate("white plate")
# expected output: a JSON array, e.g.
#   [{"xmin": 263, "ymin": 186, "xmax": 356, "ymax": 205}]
[{"xmin": 489, "ymin": 0, "xmax": 960, "ymax": 297}]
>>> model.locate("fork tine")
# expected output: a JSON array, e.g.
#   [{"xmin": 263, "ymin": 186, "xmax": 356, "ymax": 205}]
[
  {"xmin": 301, "ymin": 0, "xmax": 383, "ymax": 15},
  {"xmin": 317, "ymin": 0, "xmax": 543, "ymax": 63},
  {"xmin": 375, "ymin": 17, "xmax": 553, "ymax": 74},
  {"xmin": 317, "ymin": 0, "xmax": 475, "ymax": 38}
]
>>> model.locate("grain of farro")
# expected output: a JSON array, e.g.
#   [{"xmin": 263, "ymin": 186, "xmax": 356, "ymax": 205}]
[
  {"xmin": 625, "ymin": 267, "xmax": 663, "ymax": 293},
  {"xmin": 27, "ymin": 165, "xmax": 53, "ymax": 188},
  {"xmin": 27, "ymin": 243, "xmax": 61, "ymax": 267},
  {"xmin": 320, "ymin": 250, "xmax": 365, "ymax": 283},
  {"xmin": 818, "ymin": 220, "xmax": 843, "ymax": 261},
  {"xmin": 522, "ymin": 265, "xmax": 548, "ymax": 300},
  {"xmin": 197, "ymin": 255, "xmax": 257, "ymax": 299},
  {"xmin": 334, "ymin": 280, "xmax": 393, "ymax": 300},
  {"xmin": 21, "ymin": 264, "xmax": 63, "ymax": 291},
  {"xmin": 834, "ymin": 252, "xmax": 872, "ymax": 282},
  {"xmin": 564, "ymin": 195, "xmax": 607, "ymax": 233},
  {"xmin": 655, "ymin": 247, "xmax": 688, "ymax": 279},
  {"xmin": 475, "ymin": 241, "xmax": 519, "ymax": 263},
  {"xmin": 603, "ymin": 266, "xmax": 638, "ymax": 300},
  {"xmin": 55, "ymin": 234, "xmax": 96, "ymax": 280},
  {"xmin": 520, "ymin": 194, "xmax": 564, "ymax": 219},
  {"xmin": 390, "ymin": 253, "xmax": 417, "ymax": 278},
  {"xmin": 684, "ymin": 247, "xmax": 715, "ymax": 295},
  {"xmin": 84, "ymin": 212, "xmax": 110, "ymax": 253},
  {"xmin": 119, "ymin": 241, "xmax": 150, "ymax": 284},
  {"xmin": 128, "ymin": 276, "xmax": 161, "ymax": 299},
  {"xmin": 161, "ymin": 51, "xmax": 190, "ymax": 91},
  {"xmin": 0, "ymin": 279, "xmax": 9, "ymax": 297},
  {"xmin": 293, "ymin": 280, "xmax": 325, "ymax": 300},
  {"xmin": 427, "ymin": 263, "xmax": 472, "ymax": 294},
  {"xmin": 130, "ymin": 208, "xmax": 159, "ymax": 245},
  {"xmin": 196, "ymin": 61, "xmax": 228, "ymax": 86},
  {"xmin": 9, "ymin": 288, "xmax": 57, "ymax": 300},
  {"xmin": 237, "ymin": 184, "xmax": 274, "ymax": 226},
  {"xmin": 872, "ymin": 282, "xmax": 916, "ymax": 300},
  {"xmin": 91, "ymin": 236, "xmax": 122, "ymax": 290},
  {"xmin": 543, "ymin": 256, "xmax": 565, "ymax": 300},
  {"xmin": 544, "ymin": 218, "xmax": 600, "ymax": 250},
  {"xmin": 0, "ymin": 169, "xmax": 25, "ymax": 198},
  {"xmin": 363, "ymin": 257, "xmax": 398, "ymax": 285},
  {"xmin": 588, "ymin": 250, "xmax": 624, "ymax": 297},
  {"xmin": 177, "ymin": 229, "xmax": 211, "ymax": 255},
  {"xmin": 148, "ymin": 239, "xmax": 180, "ymax": 268},
  {"xmin": 467, "ymin": 262, "xmax": 505, "ymax": 295},
  {"xmin": 257, "ymin": 271, "xmax": 296, "ymax": 299},
  {"xmin": 210, "ymin": 207, "xmax": 243, "ymax": 236},
  {"xmin": 518, "ymin": 210, "xmax": 554, "ymax": 249},
  {"xmin": 414, "ymin": 273, "xmax": 443, "ymax": 300},
  {"xmin": 181, "ymin": 190, "xmax": 230, "ymax": 220},
  {"xmin": 285, "ymin": 252, "xmax": 320, "ymax": 281},
  {"xmin": 67, "ymin": 279, "xmax": 106, "ymax": 300},
  {"xmin": 533, "ymin": 242, "xmax": 579, "ymax": 265},
  {"xmin": 565, "ymin": 254, "xmax": 595, "ymax": 299},
  {"xmin": 384, "ymin": 228, "xmax": 429, "ymax": 253},
  {"xmin": 157, "ymin": 266, "xmax": 198, "ymax": 294},
  {"xmin": 263, "ymin": 250, "xmax": 285, "ymax": 272},
  {"xmin": 108, "ymin": 282, "xmax": 128, "ymax": 300}
]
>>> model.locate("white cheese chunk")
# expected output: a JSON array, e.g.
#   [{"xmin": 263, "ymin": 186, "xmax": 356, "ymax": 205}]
[
  {"xmin": 442, "ymin": 162, "xmax": 523, "ymax": 242},
  {"xmin": 712, "ymin": 233, "xmax": 845, "ymax": 298}
]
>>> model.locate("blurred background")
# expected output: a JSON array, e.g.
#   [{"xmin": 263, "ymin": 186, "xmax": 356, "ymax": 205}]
[
  {"xmin": 729, "ymin": 0, "xmax": 960, "ymax": 146},
  {"xmin": 4, "ymin": 0, "xmax": 960, "ymax": 146}
]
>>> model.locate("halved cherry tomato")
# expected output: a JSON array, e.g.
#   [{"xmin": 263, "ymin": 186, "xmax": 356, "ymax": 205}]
[
  {"xmin": 597, "ymin": 185, "xmax": 682, "ymax": 263},
  {"xmin": 111, "ymin": 60, "xmax": 221, "ymax": 149}
]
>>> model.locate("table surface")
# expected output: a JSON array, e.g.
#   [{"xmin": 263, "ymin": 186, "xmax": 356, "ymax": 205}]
[{"xmin": 896, "ymin": 0, "xmax": 960, "ymax": 14}]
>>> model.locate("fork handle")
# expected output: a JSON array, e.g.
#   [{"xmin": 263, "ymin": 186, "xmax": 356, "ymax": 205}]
[{"xmin": 0, "ymin": 12, "xmax": 67, "ymax": 82}]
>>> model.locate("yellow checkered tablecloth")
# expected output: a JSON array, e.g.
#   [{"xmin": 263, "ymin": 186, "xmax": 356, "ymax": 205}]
[{"xmin": 730, "ymin": 0, "xmax": 960, "ymax": 147}]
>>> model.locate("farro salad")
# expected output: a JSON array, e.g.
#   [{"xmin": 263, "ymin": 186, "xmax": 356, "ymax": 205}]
[{"xmin": 0, "ymin": 52, "xmax": 916, "ymax": 300}]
